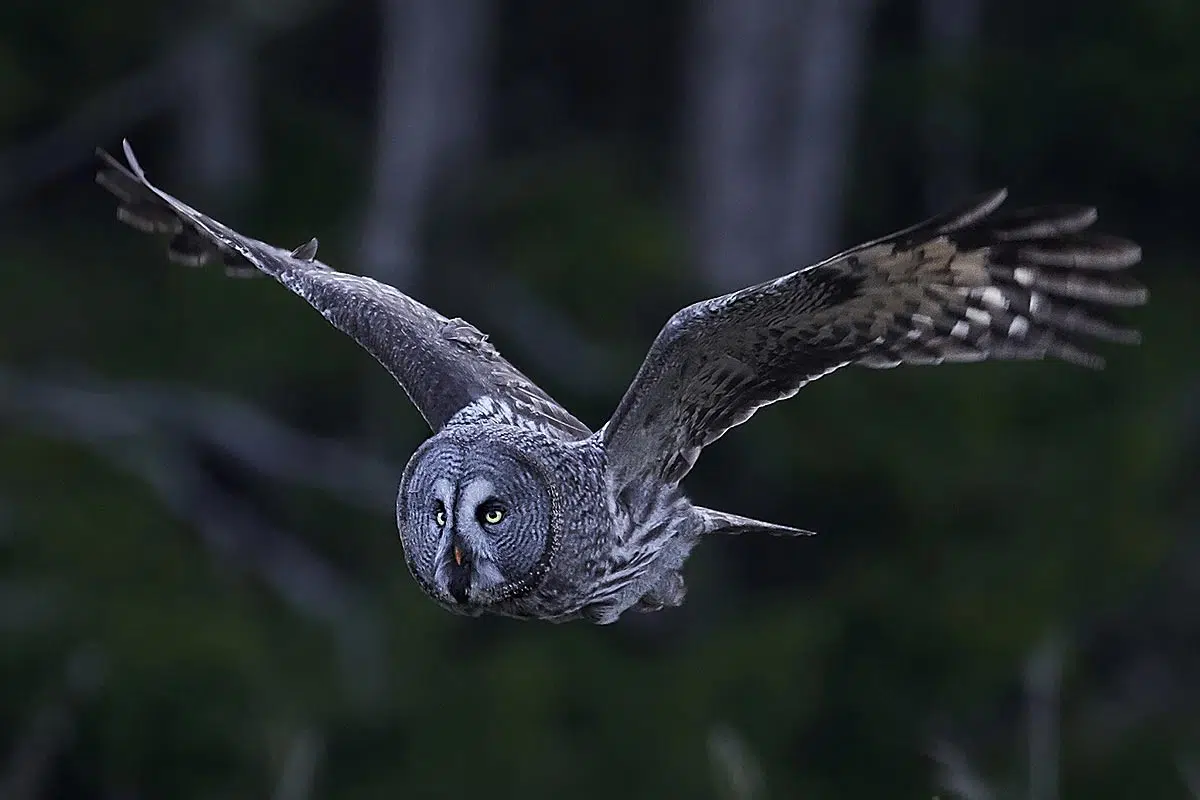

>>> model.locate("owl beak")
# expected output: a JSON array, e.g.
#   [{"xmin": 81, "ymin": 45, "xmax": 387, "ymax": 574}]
[{"xmin": 445, "ymin": 536, "xmax": 472, "ymax": 604}]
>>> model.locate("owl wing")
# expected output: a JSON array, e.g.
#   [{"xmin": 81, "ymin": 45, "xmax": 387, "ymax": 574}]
[
  {"xmin": 601, "ymin": 188, "xmax": 1147, "ymax": 489},
  {"xmin": 96, "ymin": 141, "xmax": 590, "ymax": 440}
]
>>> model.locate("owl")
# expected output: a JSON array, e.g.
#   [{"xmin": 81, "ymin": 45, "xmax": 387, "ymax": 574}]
[{"xmin": 96, "ymin": 141, "xmax": 1146, "ymax": 624}]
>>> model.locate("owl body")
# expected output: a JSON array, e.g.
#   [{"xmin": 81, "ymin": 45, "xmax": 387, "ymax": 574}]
[{"xmin": 97, "ymin": 143, "xmax": 1147, "ymax": 624}]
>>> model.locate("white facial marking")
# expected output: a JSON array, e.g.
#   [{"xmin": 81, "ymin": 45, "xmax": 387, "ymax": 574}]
[
  {"xmin": 430, "ymin": 476, "xmax": 457, "ymax": 568},
  {"xmin": 433, "ymin": 477, "xmax": 453, "ymax": 506},
  {"xmin": 455, "ymin": 477, "xmax": 497, "ymax": 552}
]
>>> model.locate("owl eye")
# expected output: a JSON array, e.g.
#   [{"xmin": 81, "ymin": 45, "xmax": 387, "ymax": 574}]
[
  {"xmin": 433, "ymin": 501, "xmax": 446, "ymax": 528},
  {"xmin": 479, "ymin": 505, "xmax": 505, "ymax": 525}
]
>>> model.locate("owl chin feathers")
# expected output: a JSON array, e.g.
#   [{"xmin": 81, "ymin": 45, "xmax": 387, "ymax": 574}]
[{"xmin": 436, "ymin": 536, "xmax": 508, "ymax": 606}]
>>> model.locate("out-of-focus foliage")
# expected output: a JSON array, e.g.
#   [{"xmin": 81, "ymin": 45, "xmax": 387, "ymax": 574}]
[{"xmin": 0, "ymin": 1, "xmax": 1196, "ymax": 798}]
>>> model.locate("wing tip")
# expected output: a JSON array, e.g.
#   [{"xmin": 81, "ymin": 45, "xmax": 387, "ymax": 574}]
[
  {"xmin": 96, "ymin": 138, "xmax": 258, "ymax": 277},
  {"xmin": 121, "ymin": 138, "xmax": 144, "ymax": 177},
  {"xmin": 937, "ymin": 188, "xmax": 1009, "ymax": 233}
]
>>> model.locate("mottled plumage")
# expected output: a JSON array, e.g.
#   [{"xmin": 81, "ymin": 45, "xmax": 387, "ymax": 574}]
[{"xmin": 96, "ymin": 141, "xmax": 1147, "ymax": 624}]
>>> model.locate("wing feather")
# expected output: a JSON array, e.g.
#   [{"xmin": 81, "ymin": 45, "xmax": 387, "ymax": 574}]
[
  {"xmin": 601, "ymin": 188, "xmax": 1147, "ymax": 487},
  {"xmin": 96, "ymin": 141, "xmax": 589, "ymax": 440}
]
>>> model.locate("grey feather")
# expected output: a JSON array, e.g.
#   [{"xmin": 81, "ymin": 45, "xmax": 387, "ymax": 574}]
[
  {"xmin": 698, "ymin": 508, "xmax": 816, "ymax": 537},
  {"xmin": 96, "ymin": 141, "xmax": 588, "ymax": 441},
  {"xmin": 291, "ymin": 238, "xmax": 319, "ymax": 261},
  {"xmin": 600, "ymin": 188, "xmax": 1147, "ymax": 491},
  {"xmin": 97, "ymin": 143, "xmax": 1147, "ymax": 625}
]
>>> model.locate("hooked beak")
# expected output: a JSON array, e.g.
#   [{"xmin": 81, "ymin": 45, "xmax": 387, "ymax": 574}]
[{"xmin": 445, "ymin": 536, "xmax": 472, "ymax": 605}]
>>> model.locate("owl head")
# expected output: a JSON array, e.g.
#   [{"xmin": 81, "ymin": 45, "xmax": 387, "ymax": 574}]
[{"xmin": 396, "ymin": 425, "xmax": 563, "ymax": 614}]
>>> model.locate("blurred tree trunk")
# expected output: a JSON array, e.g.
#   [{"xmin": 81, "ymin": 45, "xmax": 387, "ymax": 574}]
[
  {"xmin": 686, "ymin": 0, "xmax": 779, "ymax": 291},
  {"xmin": 683, "ymin": 0, "xmax": 875, "ymax": 615},
  {"xmin": 176, "ymin": 23, "xmax": 260, "ymax": 198},
  {"xmin": 920, "ymin": 0, "xmax": 981, "ymax": 209},
  {"xmin": 359, "ymin": 0, "xmax": 492, "ymax": 287},
  {"xmin": 0, "ymin": 648, "xmax": 104, "ymax": 800},
  {"xmin": 686, "ymin": 0, "xmax": 875, "ymax": 292},
  {"xmin": 1024, "ymin": 632, "xmax": 1064, "ymax": 800},
  {"xmin": 273, "ymin": 727, "xmax": 323, "ymax": 800},
  {"xmin": 778, "ymin": 0, "xmax": 875, "ymax": 267},
  {"xmin": 355, "ymin": 0, "xmax": 495, "ymax": 528}
]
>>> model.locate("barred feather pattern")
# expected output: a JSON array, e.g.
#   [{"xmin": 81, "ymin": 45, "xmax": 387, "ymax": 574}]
[
  {"xmin": 601, "ymin": 188, "xmax": 1147, "ymax": 490},
  {"xmin": 849, "ymin": 189, "xmax": 1146, "ymax": 370},
  {"xmin": 576, "ymin": 483, "xmax": 697, "ymax": 624}
]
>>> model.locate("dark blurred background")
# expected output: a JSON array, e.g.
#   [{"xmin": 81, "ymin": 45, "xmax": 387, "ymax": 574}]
[{"xmin": 1, "ymin": 1, "xmax": 1197, "ymax": 798}]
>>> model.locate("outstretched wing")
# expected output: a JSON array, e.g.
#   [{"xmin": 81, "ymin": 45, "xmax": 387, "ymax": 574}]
[
  {"xmin": 96, "ymin": 140, "xmax": 589, "ymax": 440},
  {"xmin": 601, "ymin": 189, "xmax": 1147, "ymax": 488}
]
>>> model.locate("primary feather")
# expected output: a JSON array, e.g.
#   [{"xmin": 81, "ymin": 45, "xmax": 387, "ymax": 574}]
[{"xmin": 600, "ymin": 188, "xmax": 1145, "ymax": 489}]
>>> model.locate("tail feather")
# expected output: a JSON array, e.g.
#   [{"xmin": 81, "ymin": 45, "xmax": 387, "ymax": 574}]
[{"xmin": 696, "ymin": 506, "xmax": 816, "ymax": 538}]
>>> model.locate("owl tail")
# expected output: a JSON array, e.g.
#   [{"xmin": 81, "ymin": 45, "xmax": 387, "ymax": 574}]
[{"xmin": 696, "ymin": 507, "xmax": 816, "ymax": 537}]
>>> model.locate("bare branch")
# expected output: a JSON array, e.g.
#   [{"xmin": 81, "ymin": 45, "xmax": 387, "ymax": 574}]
[
  {"xmin": 0, "ymin": 367, "xmax": 388, "ymax": 701},
  {"xmin": 116, "ymin": 439, "xmax": 364, "ymax": 629},
  {"xmin": 273, "ymin": 728, "xmax": 324, "ymax": 800},
  {"xmin": 0, "ymin": 704, "xmax": 74, "ymax": 800},
  {"xmin": 0, "ymin": 580, "xmax": 64, "ymax": 634},
  {"xmin": 0, "ymin": 60, "xmax": 176, "ymax": 203},
  {"xmin": 0, "ymin": 367, "xmax": 400, "ymax": 510},
  {"xmin": 0, "ymin": 3, "xmax": 333, "ymax": 204},
  {"xmin": 708, "ymin": 724, "xmax": 764, "ymax": 800},
  {"xmin": 0, "ymin": 364, "xmax": 379, "ymax": 618},
  {"xmin": 0, "ymin": 647, "xmax": 106, "ymax": 800},
  {"xmin": 929, "ymin": 739, "xmax": 995, "ymax": 800},
  {"xmin": 1179, "ymin": 754, "xmax": 1200, "ymax": 800}
]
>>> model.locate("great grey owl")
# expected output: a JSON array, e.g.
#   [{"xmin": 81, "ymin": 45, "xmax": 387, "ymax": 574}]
[{"xmin": 96, "ymin": 141, "xmax": 1147, "ymax": 624}]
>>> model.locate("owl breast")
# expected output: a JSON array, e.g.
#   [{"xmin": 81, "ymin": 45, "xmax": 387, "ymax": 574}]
[{"xmin": 509, "ymin": 479, "xmax": 699, "ymax": 624}]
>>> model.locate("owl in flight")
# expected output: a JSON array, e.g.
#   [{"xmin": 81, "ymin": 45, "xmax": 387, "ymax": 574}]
[{"xmin": 96, "ymin": 141, "xmax": 1146, "ymax": 624}]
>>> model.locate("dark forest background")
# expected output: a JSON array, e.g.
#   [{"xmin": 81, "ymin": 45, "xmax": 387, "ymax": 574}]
[{"xmin": 1, "ymin": 1, "xmax": 1197, "ymax": 798}]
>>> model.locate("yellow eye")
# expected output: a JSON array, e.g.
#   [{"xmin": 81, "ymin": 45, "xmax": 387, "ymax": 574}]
[
  {"xmin": 434, "ymin": 508, "xmax": 446, "ymax": 527},
  {"xmin": 482, "ymin": 508, "xmax": 504, "ymax": 525}
]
